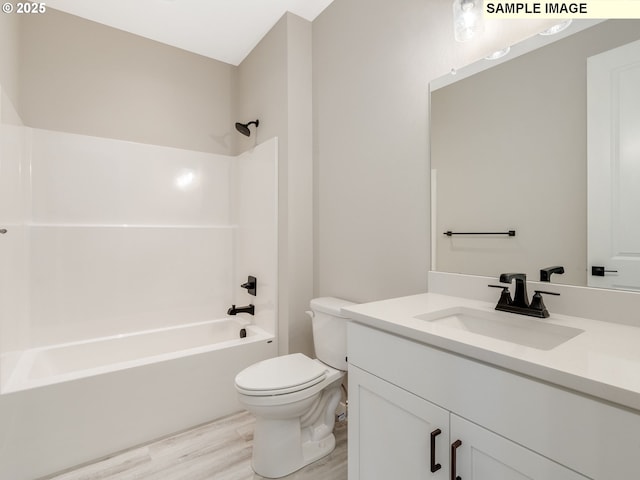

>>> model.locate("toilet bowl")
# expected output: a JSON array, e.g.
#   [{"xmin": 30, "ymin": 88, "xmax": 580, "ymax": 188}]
[{"xmin": 235, "ymin": 297, "xmax": 354, "ymax": 478}]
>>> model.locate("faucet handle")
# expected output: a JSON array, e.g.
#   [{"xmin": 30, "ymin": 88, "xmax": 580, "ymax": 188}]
[
  {"xmin": 530, "ymin": 290, "xmax": 560, "ymax": 318},
  {"xmin": 533, "ymin": 290, "xmax": 560, "ymax": 296},
  {"xmin": 240, "ymin": 275, "xmax": 257, "ymax": 296},
  {"xmin": 488, "ymin": 284, "xmax": 512, "ymax": 306}
]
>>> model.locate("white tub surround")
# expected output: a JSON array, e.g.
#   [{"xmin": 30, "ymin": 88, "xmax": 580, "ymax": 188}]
[
  {"xmin": 0, "ymin": 130, "xmax": 278, "ymax": 380},
  {"xmin": 344, "ymin": 275, "xmax": 640, "ymax": 479},
  {"xmin": 1, "ymin": 130, "xmax": 278, "ymax": 351}
]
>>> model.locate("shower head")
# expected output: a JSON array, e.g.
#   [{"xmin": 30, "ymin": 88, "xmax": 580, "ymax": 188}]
[{"xmin": 235, "ymin": 119, "xmax": 260, "ymax": 137}]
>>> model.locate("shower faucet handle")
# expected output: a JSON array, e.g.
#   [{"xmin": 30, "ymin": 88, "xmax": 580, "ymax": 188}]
[{"xmin": 240, "ymin": 276, "xmax": 257, "ymax": 296}]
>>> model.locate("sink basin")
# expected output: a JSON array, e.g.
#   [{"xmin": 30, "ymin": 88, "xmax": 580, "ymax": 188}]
[{"xmin": 414, "ymin": 307, "xmax": 584, "ymax": 350}]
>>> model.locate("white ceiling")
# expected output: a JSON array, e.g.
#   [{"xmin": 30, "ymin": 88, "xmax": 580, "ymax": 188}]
[{"xmin": 45, "ymin": 0, "xmax": 335, "ymax": 66}]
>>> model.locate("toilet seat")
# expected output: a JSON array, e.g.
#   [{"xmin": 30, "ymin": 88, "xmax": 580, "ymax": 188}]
[{"xmin": 235, "ymin": 353, "xmax": 327, "ymax": 396}]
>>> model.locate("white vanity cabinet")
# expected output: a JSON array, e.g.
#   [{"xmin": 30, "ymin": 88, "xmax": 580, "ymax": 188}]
[
  {"xmin": 349, "ymin": 365, "xmax": 587, "ymax": 480},
  {"xmin": 449, "ymin": 415, "xmax": 587, "ymax": 479},
  {"xmin": 348, "ymin": 365, "xmax": 449, "ymax": 479},
  {"xmin": 348, "ymin": 321, "xmax": 640, "ymax": 479}
]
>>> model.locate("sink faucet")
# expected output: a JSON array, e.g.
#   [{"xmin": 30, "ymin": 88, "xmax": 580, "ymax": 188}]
[
  {"xmin": 499, "ymin": 273, "xmax": 529, "ymax": 308},
  {"xmin": 540, "ymin": 265, "xmax": 564, "ymax": 282},
  {"xmin": 227, "ymin": 304, "xmax": 255, "ymax": 316},
  {"xmin": 489, "ymin": 273, "xmax": 559, "ymax": 318}
]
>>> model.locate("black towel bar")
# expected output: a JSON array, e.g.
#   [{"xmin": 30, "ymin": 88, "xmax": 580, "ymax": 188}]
[{"xmin": 443, "ymin": 230, "xmax": 516, "ymax": 237}]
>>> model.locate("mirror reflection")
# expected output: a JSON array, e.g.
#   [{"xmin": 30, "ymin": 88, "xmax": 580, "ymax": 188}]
[{"xmin": 430, "ymin": 19, "xmax": 640, "ymax": 291}]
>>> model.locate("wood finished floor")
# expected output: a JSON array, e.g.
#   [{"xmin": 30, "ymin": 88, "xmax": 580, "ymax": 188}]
[{"xmin": 44, "ymin": 411, "xmax": 347, "ymax": 480}]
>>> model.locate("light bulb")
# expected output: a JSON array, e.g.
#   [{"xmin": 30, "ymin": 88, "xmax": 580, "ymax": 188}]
[{"xmin": 453, "ymin": 0, "xmax": 484, "ymax": 42}]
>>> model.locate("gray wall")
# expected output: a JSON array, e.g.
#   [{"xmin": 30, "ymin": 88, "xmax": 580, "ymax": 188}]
[
  {"xmin": 313, "ymin": 0, "xmax": 430, "ymax": 303},
  {"xmin": 236, "ymin": 13, "xmax": 314, "ymax": 356},
  {"xmin": 0, "ymin": 12, "xmax": 20, "ymax": 117},
  {"xmin": 19, "ymin": 9, "xmax": 235, "ymax": 154},
  {"xmin": 312, "ymin": 0, "xmax": 553, "ymax": 303}
]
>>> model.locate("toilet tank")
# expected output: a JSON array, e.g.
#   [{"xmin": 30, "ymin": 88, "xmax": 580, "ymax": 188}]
[{"xmin": 309, "ymin": 297, "xmax": 356, "ymax": 371}]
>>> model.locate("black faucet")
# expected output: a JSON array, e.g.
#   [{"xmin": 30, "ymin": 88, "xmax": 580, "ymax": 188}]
[
  {"xmin": 227, "ymin": 304, "xmax": 255, "ymax": 316},
  {"xmin": 499, "ymin": 273, "xmax": 529, "ymax": 308},
  {"xmin": 488, "ymin": 273, "xmax": 559, "ymax": 318},
  {"xmin": 540, "ymin": 265, "xmax": 564, "ymax": 282}
]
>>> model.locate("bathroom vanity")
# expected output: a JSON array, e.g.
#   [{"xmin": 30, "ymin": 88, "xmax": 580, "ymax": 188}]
[
  {"xmin": 344, "ymin": 290, "xmax": 640, "ymax": 479},
  {"xmin": 369, "ymin": 18, "xmax": 640, "ymax": 480},
  {"xmin": 345, "ymin": 18, "xmax": 640, "ymax": 480}
]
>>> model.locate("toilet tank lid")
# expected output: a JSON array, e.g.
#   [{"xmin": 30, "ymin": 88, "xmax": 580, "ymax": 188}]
[{"xmin": 310, "ymin": 297, "xmax": 356, "ymax": 318}]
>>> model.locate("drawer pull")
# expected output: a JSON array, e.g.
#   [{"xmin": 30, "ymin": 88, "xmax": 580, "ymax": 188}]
[
  {"xmin": 451, "ymin": 439, "xmax": 462, "ymax": 480},
  {"xmin": 430, "ymin": 428, "xmax": 442, "ymax": 472}
]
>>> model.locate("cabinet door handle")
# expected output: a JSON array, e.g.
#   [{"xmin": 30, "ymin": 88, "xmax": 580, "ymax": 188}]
[
  {"xmin": 451, "ymin": 439, "xmax": 462, "ymax": 480},
  {"xmin": 430, "ymin": 428, "xmax": 442, "ymax": 472}
]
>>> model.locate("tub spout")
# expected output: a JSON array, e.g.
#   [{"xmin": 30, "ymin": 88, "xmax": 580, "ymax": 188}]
[{"xmin": 227, "ymin": 304, "xmax": 255, "ymax": 316}]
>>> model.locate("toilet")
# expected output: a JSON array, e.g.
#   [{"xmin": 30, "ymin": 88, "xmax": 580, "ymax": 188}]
[{"xmin": 235, "ymin": 297, "xmax": 354, "ymax": 478}]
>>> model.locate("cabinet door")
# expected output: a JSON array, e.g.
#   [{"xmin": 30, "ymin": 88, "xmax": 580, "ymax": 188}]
[
  {"xmin": 348, "ymin": 365, "xmax": 449, "ymax": 480},
  {"xmin": 450, "ymin": 415, "xmax": 588, "ymax": 480}
]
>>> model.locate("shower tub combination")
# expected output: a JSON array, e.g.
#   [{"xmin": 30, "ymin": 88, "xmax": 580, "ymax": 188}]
[{"xmin": 0, "ymin": 128, "xmax": 279, "ymax": 480}]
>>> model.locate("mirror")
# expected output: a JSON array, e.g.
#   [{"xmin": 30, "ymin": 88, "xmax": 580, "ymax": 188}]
[{"xmin": 430, "ymin": 19, "xmax": 640, "ymax": 291}]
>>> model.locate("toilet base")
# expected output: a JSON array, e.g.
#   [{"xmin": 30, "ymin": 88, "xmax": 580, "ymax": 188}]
[
  {"xmin": 249, "ymin": 382, "xmax": 343, "ymax": 478},
  {"xmin": 252, "ymin": 417, "xmax": 337, "ymax": 479},
  {"xmin": 302, "ymin": 431, "xmax": 336, "ymax": 466}
]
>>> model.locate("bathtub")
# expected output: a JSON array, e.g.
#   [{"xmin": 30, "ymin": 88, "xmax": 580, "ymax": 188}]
[
  {"xmin": 2, "ymin": 317, "xmax": 272, "ymax": 393},
  {"xmin": 0, "ymin": 318, "xmax": 277, "ymax": 480}
]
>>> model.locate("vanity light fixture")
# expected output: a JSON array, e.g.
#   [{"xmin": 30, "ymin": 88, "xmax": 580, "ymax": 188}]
[
  {"xmin": 485, "ymin": 46, "xmax": 511, "ymax": 60},
  {"xmin": 539, "ymin": 19, "xmax": 572, "ymax": 35},
  {"xmin": 453, "ymin": 0, "xmax": 484, "ymax": 42}
]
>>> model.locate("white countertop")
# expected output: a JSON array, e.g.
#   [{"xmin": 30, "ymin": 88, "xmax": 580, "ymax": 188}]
[{"xmin": 343, "ymin": 293, "xmax": 640, "ymax": 412}]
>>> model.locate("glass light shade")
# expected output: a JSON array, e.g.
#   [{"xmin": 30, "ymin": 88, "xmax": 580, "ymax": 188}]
[
  {"xmin": 485, "ymin": 46, "xmax": 511, "ymax": 60},
  {"xmin": 453, "ymin": 0, "xmax": 484, "ymax": 42}
]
